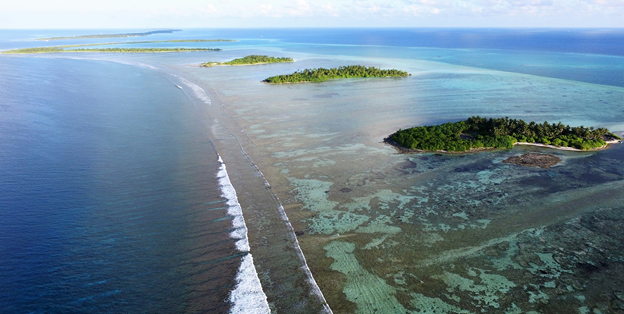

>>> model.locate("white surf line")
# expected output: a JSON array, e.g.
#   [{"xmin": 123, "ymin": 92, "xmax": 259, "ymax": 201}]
[
  {"xmin": 217, "ymin": 155, "xmax": 271, "ymax": 314},
  {"xmin": 213, "ymin": 119, "xmax": 333, "ymax": 314},
  {"xmin": 51, "ymin": 56, "xmax": 161, "ymax": 70},
  {"xmin": 275, "ymin": 202, "xmax": 334, "ymax": 314},
  {"xmin": 173, "ymin": 74, "xmax": 332, "ymax": 313},
  {"xmin": 171, "ymin": 74, "xmax": 269, "ymax": 313},
  {"xmin": 174, "ymin": 75, "xmax": 212, "ymax": 105}
]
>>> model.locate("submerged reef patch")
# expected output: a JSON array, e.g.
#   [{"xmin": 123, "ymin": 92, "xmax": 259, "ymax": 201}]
[
  {"xmin": 503, "ymin": 153, "xmax": 562, "ymax": 168},
  {"xmin": 419, "ymin": 206, "xmax": 624, "ymax": 313},
  {"xmin": 324, "ymin": 241, "xmax": 409, "ymax": 313}
]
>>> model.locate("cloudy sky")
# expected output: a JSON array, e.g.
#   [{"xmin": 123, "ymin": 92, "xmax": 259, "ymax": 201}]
[{"xmin": 1, "ymin": 0, "xmax": 623, "ymax": 28}]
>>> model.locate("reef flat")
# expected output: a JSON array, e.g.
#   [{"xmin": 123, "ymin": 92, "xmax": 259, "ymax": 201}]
[{"xmin": 185, "ymin": 56, "xmax": 624, "ymax": 312}]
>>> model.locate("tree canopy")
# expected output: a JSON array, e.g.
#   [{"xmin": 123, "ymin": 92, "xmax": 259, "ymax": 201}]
[
  {"xmin": 263, "ymin": 65, "xmax": 409, "ymax": 83},
  {"xmin": 389, "ymin": 116, "xmax": 621, "ymax": 152}
]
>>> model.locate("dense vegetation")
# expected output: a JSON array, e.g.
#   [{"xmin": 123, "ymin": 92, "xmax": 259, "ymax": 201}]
[
  {"xmin": 201, "ymin": 55, "xmax": 293, "ymax": 67},
  {"xmin": 2, "ymin": 47, "xmax": 65, "ymax": 54},
  {"xmin": 263, "ymin": 65, "xmax": 409, "ymax": 83},
  {"xmin": 389, "ymin": 116, "xmax": 622, "ymax": 152},
  {"xmin": 36, "ymin": 30, "xmax": 182, "ymax": 40},
  {"xmin": 2, "ymin": 40, "xmax": 226, "ymax": 54}
]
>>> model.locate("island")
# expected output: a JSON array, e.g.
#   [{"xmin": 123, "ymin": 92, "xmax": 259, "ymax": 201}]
[
  {"xmin": 200, "ymin": 55, "xmax": 293, "ymax": 67},
  {"xmin": 386, "ymin": 116, "xmax": 622, "ymax": 153},
  {"xmin": 263, "ymin": 65, "xmax": 410, "ymax": 83},
  {"xmin": 1, "ymin": 40, "xmax": 227, "ymax": 54},
  {"xmin": 36, "ymin": 30, "xmax": 182, "ymax": 41}
]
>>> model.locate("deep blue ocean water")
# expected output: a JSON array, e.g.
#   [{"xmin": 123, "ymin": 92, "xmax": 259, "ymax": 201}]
[
  {"xmin": 196, "ymin": 28, "xmax": 624, "ymax": 56},
  {"xmin": 0, "ymin": 57, "xmax": 245, "ymax": 313},
  {"xmin": 1, "ymin": 28, "xmax": 623, "ymax": 313},
  {"xmin": 27, "ymin": 28, "xmax": 622, "ymax": 88}
]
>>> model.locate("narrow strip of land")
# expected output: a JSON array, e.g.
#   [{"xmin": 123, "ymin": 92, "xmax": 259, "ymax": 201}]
[
  {"xmin": 201, "ymin": 55, "xmax": 293, "ymax": 67},
  {"xmin": 36, "ymin": 30, "xmax": 182, "ymax": 41},
  {"xmin": 1, "ymin": 40, "xmax": 230, "ymax": 54}
]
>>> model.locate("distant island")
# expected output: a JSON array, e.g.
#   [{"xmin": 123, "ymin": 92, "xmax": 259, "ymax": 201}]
[
  {"xmin": 1, "ymin": 40, "xmax": 227, "ymax": 54},
  {"xmin": 201, "ymin": 55, "xmax": 293, "ymax": 67},
  {"xmin": 263, "ymin": 65, "xmax": 410, "ymax": 84},
  {"xmin": 64, "ymin": 48, "xmax": 219, "ymax": 53},
  {"xmin": 36, "ymin": 30, "xmax": 182, "ymax": 41},
  {"xmin": 387, "ymin": 116, "xmax": 622, "ymax": 153}
]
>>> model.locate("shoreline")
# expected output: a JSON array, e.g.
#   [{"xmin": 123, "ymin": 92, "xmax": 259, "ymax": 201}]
[
  {"xmin": 516, "ymin": 140, "xmax": 621, "ymax": 151},
  {"xmin": 383, "ymin": 137, "xmax": 622, "ymax": 154}
]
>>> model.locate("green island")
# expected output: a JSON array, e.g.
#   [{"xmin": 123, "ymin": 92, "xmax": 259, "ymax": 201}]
[
  {"xmin": 263, "ymin": 65, "xmax": 410, "ymax": 83},
  {"xmin": 201, "ymin": 55, "xmax": 293, "ymax": 67},
  {"xmin": 1, "ymin": 40, "xmax": 227, "ymax": 54},
  {"xmin": 387, "ymin": 116, "xmax": 622, "ymax": 152},
  {"xmin": 36, "ymin": 30, "xmax": 182, "ymax": 41}
]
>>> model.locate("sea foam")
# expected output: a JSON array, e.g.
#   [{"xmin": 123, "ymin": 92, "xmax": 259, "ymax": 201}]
[
  {"xmin": 177, "ymin": 76, "xmax": 212, "ymax": 105},
  {"xmin": 229, "ymin": 149, "xmax": 334, "ymax": 314},
  {"xmin": 60, "ymin": 56, "xmax": 159, "ymax": 70},
  {"xmin": 217, "ymin": 155, "xmax": 271, "ymax": 314},
  {"xmin": 181, "ymin": 74, "xmax": 330, "ymax": 312}
]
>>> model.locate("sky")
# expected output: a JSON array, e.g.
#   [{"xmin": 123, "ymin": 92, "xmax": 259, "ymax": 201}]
[{"xmin": 1, "ymin": 0, "xmax": 623, "ymax": 28}]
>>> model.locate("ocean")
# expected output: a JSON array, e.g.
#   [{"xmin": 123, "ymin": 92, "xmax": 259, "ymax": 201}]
[
  {"xmin": 1, "ymin": 28, "xmax": 623, "ymax": 313},
  {"xmin": 0, "ymin": 55, "xmax": 268, "ymax": 313}
]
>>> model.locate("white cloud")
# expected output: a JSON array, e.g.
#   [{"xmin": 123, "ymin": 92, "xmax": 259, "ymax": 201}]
[
  {"xmin": 285, "ymin": 0, "xmax": 312, "ymax": 16},
  {"xmin": 1, "ymin": 0, "xmax": 623, "ymax": 28},
  {"xmin": 584, "ymin": 0, "xmax": 624, "ymax": 6},
  {"xmin": 257, "ymin": 4, "xmax": 275, "ymax": 16},
  {"xmin": 403, "ymin": 4, "xmax": 442, "ymax": 15},
  {"xmin": 202, "ymin": 4, "xmax": 218, "ymax": 13},
  {"xmin": 509, "ymin": 0, "xmax": 554, "ymax": 6}
]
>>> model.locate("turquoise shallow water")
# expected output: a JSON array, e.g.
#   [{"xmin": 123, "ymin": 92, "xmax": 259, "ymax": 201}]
[{"xmin": 1, "ymin": 28, "xmax": 624, "ymax": 313}]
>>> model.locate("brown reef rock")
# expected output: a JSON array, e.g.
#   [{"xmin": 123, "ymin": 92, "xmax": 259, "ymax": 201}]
[{"xmin": 503, "ymin": 153, "xmax": 562, "ymax": 168}]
